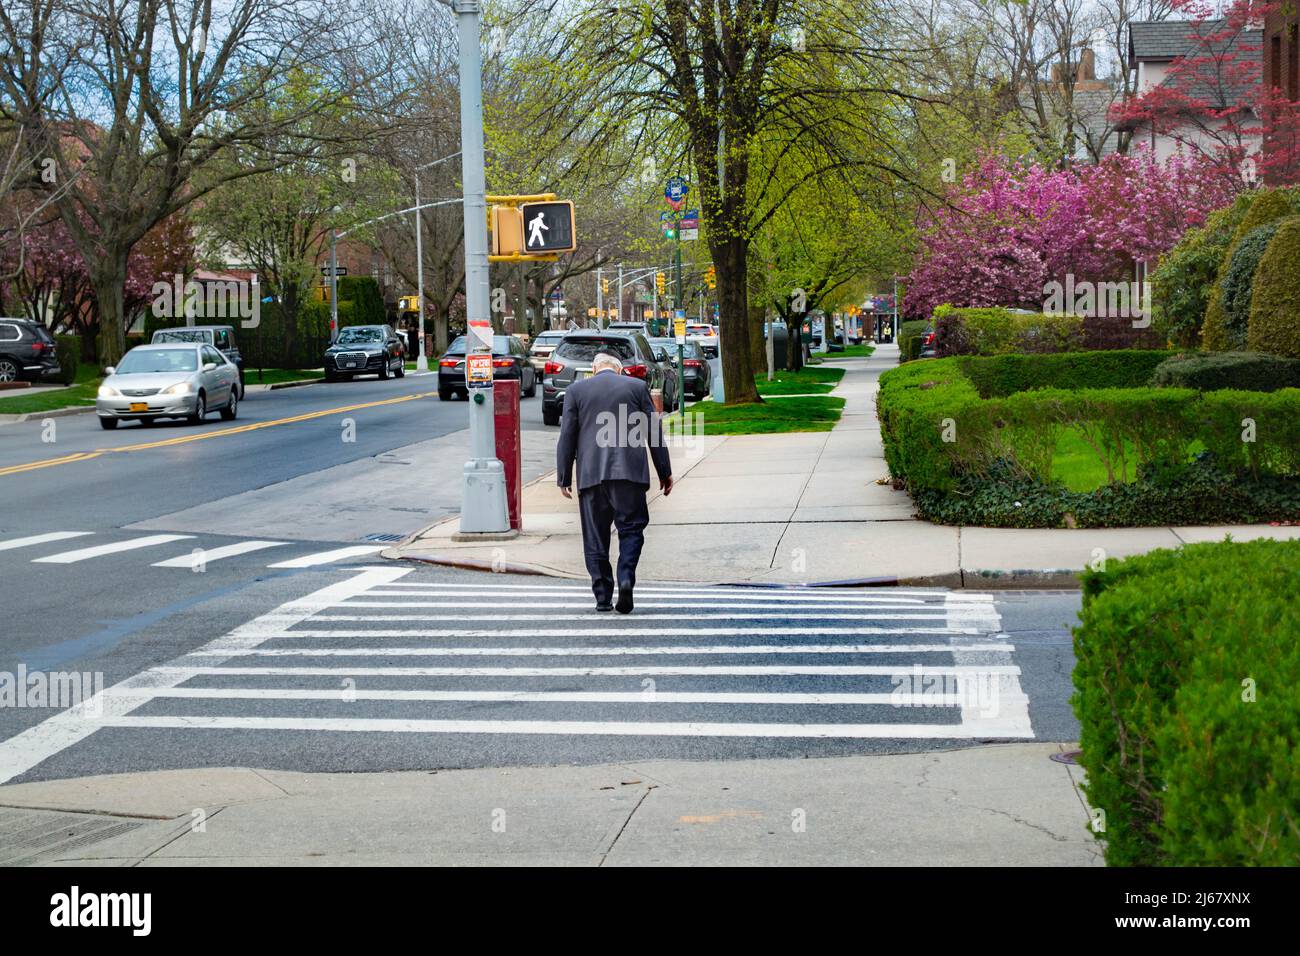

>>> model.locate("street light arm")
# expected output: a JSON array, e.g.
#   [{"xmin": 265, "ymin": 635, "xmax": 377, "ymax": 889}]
[{"xmin": 337, "ymin": 198, "xmax": 462, "ymax": 239}]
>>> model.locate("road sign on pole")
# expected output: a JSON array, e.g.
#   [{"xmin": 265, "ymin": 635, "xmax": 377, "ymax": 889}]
[
  {"xmin": 664, "ymin": 176, "xmax": 689, "ymax": 210},
  {"xmin": 519, "ymin": 200, "xmax": 577, "ymax": 254}
]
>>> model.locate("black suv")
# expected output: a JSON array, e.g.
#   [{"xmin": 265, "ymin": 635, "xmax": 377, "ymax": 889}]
[
  {"xmin": 541, "ymin": 331, "xmax": 668, "ymax": 426},
  {"xmin": 324, "ymin": 325, "xmax": 407, "ymax": 381},
  {"xmin": 152, "ymin": 325, "xmax": 245, "ymax": 394},
  {"xmin": 0, "ymin": 318, "xmax": 61, "ymax": 384},
  {"xmin": 437, "ymin": 334, "xmax": 536, "ymax": 401}
]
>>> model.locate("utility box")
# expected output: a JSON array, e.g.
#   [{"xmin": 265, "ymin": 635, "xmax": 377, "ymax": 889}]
[
  {"xmin": 493, "ymin": 378, "xmax": 522, "ymax": 530},
  {"xmin": 768, "ymin": 322, "xmax": 789, "ymax": 370}
]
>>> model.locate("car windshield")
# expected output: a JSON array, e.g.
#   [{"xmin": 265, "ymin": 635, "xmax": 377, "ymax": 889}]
[
  {"xmin": 447, "ymin": 335, "xmax": 512, "ymax": 355},
  {"xmin": 336, "ymin": 327, "xmax": 386, "ymax": 345},
  {"xmin": 116, "ymin": 348, "xmax": 198, "ymax": 374},
  {"xmin": 153, "ymin": 329, "xmax": 212, "ymax": 344},
  {"xmin": 554, "ymin": 338, "xmax": 636, "ymax": 362}
]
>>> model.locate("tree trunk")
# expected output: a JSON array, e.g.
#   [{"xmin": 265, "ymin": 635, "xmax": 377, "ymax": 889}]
[
  {"xmin": 91, "ymin": 253, "xmax": 129, "ymax": 367},
  {"xmin": 716, "ymin": 234, "xmax": 761, "ymax": 404}
]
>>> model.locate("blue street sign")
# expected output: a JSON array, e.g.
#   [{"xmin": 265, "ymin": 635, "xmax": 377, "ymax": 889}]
[{"xmin": 665, "ymin": 176, "xmax": 689, "ymax": 207}]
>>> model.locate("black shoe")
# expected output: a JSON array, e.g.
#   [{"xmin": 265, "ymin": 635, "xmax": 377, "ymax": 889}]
[
  {"xmin": 595, "ymin": 602, "xmax": 613, "ymax": 612},
  {"xmin": 615, "ymin": 583, "xmax": 634, "ymax": 614}
]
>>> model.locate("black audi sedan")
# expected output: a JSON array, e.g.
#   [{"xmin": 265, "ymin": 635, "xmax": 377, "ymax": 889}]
[
  {"xmin": 437, "ymin": 334, "xmax": 537, "ymax": 400},
  {"xmin": 324, "ymin": 325, "xmax": 406, "ymax": 381}
]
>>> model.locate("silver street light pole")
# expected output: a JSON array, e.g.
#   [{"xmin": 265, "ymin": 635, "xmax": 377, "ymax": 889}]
[{"xmin": 440, "ymin": 0, "xmax": 509, "ymax": 536}]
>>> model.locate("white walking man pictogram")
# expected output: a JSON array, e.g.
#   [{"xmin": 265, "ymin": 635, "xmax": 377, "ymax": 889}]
[{"xmin": 527, "ymin": 211, "xmax": 549, "ymax": 247}]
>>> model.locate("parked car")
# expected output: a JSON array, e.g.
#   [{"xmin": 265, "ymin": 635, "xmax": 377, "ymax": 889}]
[
  {"xmin": 919, "ymin": 327, "xmax": 937, "ymax": 358},
  {"xmin": 647, "ymin": 342, "xmax": 680, "ymax": 407},
  {"xmin": 604, "ymin": 321, "xmax": 650, "ymax": 336},
  {"xmin": 685, "ymin": 323, "xmax": 719, "ymax": 358},
  {"xmin": 541, "ymin": 331, "xmax": 668, "ymax": 426},
  {"xmin": 649, "ymin": 336, "xmax": 712, "ymax": 400},
  {"xmin": 438, "ymin": 334, "xmax": 537, "ymax": 401},
  {"xmin": 151, "ymin": 325, "xmax": 244, "ymax": 395},
  {"xmin": 528, "ymin": 330, "xmax": 568, "ymax": 375},
  {"xmin": 324, "ymin": 325, "xmax": 407, "ymax": 381},
  {"xmin": 96, "ymin": 343, "xmax": 239, "ymax": 429},
  {"xmin": 0, "ymin": 318, "xmax": 61, "ymax": 384}
]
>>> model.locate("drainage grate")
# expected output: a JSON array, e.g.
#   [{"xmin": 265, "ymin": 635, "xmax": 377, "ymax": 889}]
[
  {"xmin": 0, "ymin": 807, "xmax": 145, "ymax": 866},
  {"xmin": 361, "ymin": 533, "xmax": 405, "ymax": 543}
]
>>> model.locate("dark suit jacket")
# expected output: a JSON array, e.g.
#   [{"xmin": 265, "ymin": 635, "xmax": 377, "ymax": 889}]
[{"xmin": 556, "ymin": 370, "xmax": 672, "ymax": 491}]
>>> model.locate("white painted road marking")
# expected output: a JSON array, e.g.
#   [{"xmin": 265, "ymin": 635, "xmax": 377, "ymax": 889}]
[
  {"xmin": 0, "ymin": 532, "xmax": 93, "ymax": 552},
  {"xmin": 32, "ymin": 534, "xmax": 195, "ymax": 564},
  {"xmin": 192, "ymin": 643, "xmax": 1017, "ymax": 657},
  {"xmin": 267, "ymin": 546, "xmax": 386, "ymax": 568},
  {"xmin": 152, "ymin": 540, "xmax": 288, "ymax": 567}
]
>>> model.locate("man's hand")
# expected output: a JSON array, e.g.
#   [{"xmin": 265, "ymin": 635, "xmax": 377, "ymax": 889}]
[
  {"xmin": 559, "ymin": 485, "xmax": 573, "ymax": 499},
  {"xmin": 660, "ymin": 476, "xmax": 673, "ymax": 497}
]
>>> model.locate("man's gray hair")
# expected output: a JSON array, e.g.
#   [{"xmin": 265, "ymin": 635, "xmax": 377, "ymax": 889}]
[{"xmin": 592, "ymin": 352, "xmax": 623, "ymax": 373}]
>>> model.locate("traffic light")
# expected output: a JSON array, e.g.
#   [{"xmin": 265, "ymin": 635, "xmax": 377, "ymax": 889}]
[
  {"xmin": 704, "ymin": 265, "xmax": 716, "ymax": 290},
  {"xmin": 663, "ymin": 224, "xmax": 676, "ymax": 239},
  {"xmin": 655, "ymin": 272, "xmax": 666, "ymax": 295},
  {"xmin": 601, "ymin": 278, "xmax": 610, "ymax": 295}
]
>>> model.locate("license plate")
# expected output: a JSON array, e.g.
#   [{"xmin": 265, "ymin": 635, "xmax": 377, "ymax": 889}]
[
  {"xmin": 343, "ymin": 361, "xmax": 358, "ymax": 368},
  {"xmin": 129, "ymin": 402, "xmax": 148, "ymax": 412}
]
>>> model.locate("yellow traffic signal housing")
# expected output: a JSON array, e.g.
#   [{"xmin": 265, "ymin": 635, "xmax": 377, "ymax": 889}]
[
  {"xmin": 655, "ymin": 272, "xmax": 666, "ymax": 294},
  {"xmin": 490, "ymin": 205, "xmax": 524, "ymax": 256},
  {"xmin": 398, "ymin": 295, "xmax": 420, "ymax": 314},
  {"xmin": 704, "ymin": 266, "xmax": 716, "ymax": 290},
  {"xmin": 601, "ymin": 278, "xmax": 610, "ymax": 295}
]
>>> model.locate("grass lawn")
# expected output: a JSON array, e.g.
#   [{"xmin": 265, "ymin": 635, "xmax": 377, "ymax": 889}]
[
  {"xmin": 244, "ymin": 368, "xmax": 325, "ymax": 385},
  {"xmin": 670, "ymin": 395, "xmax": 845, "ymax": 434},
  {"xmin": 755, "ymin": 365, "xmax": 845, "ymax": 395},
  {"xmin": 0, "ymin": 364, "xmax": 101, "ymax": 416},
  {"xmin": 1049, "ymin": 426, "xmax": 1205, "ymax": 492},
  {"xmin": 834, "ymin": 344, "xmax": 876, "ymax": 358}
]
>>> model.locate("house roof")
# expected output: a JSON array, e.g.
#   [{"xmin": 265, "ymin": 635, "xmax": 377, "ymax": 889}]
[
  {"xmin": 1129, "ymin": 20, "xmax": 1211, "ymax": 62},
  {"xmin": 1126, "ymin": 19, "xmax": 1261, "ymax": 115}
]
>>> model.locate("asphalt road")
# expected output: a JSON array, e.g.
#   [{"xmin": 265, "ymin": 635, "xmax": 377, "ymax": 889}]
[{"xmin": 0, "ymin": 373, "xmax": 1082, "ymax": 784}]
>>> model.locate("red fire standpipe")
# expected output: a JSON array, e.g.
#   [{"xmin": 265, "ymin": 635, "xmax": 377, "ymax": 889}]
[{"xmin": 493, "ymin": 378, "xmax": 522, "ymax": 530}]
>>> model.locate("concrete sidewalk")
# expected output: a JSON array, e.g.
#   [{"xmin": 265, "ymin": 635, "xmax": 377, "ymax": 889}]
[
  {"xmin": 389, "ymin": 343, "xmax": 1300, "ymax": 586},
  {"xmin": 0, "ymin": 743, "xmax": 1099, "ymax": 866}
]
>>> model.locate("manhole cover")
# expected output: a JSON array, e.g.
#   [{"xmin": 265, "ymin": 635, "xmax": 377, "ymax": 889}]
[
  {"xmin": 1049, "ymin": 750, "xmax": 1083, "ymax": 766},
  {"xmin": 0, "ymin": 807, "xmax": 144, "ymax": 866}
]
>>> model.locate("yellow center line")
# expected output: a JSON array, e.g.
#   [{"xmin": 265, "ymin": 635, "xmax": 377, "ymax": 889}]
[{"xmin": 0, "ymin": 390, "xmax": 441, "ymax": 479}]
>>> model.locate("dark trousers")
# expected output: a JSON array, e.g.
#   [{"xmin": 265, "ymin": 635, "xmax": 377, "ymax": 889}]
[{"xmin": 578, "ymin": 479, "xmax": 650, "ymax": 604}]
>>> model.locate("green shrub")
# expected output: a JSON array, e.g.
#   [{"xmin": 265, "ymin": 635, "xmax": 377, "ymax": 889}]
[
  {"xmin": 1247, "ymin": 216, "xmax": 1300, "ymax": 359},
  {"xmin": 898, "ymin": 319, "xmax": 929, "ymax": 362},
  {"xmin": 53, "ymin": 335, "xmax": 79, "ymax": 386},
  {"xmin": 958, "ymin": 350, "xmax": 1173, "ymax": 397},
  {"xmin": 1150, "ymin": 350, "xmax": 1300, "ymax": 392},
  {"xmin": 1151, "ymin": 194, "xmax": 1255, "ymax": 347},
  {"xmin": 336, "ymin": 276, "xmax": 387, "ymax": 327},
  {"xmin": 1203, "ymin": 193, "xmax": 1300, "ymax": 350},
  {"xmin": 876, "ymin": 351, "xmax": 1300, "ymax": 522},
  {"xmin": 1219, "ymin": 222, "xmax": 1280, "ymax": 348},
  {"xmin": 1072, "ymin": 539, "xmax": 1300, "ymax": 865}
]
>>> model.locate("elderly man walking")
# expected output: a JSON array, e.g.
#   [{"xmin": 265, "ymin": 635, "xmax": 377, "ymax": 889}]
[{"xmin": 556, "ymin": 352, "xmax": 673, "ymax": 613}]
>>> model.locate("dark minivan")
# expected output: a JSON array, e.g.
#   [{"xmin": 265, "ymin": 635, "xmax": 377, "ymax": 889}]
[
  {"xmin": 541, "ymin": 331, "xmax": 669, "ymax": 426},
  {"xmin": 0, "ymin": 318, "xmax": 61, "ymax": 383}
]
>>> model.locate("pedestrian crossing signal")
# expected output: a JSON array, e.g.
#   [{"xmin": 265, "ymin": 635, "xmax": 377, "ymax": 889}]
[{"xmin": 519, "ymin": 200, "xmax": 577, "ymax": 254}]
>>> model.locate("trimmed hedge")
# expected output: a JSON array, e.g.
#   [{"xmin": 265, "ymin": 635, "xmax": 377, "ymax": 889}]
[
  {"xmin": 1203, "ymin": 192, "xmax": 1300, "ymax": 350},
  {"xmin": 898, "ymin": 319, "xmax": 928, "ymax": 362},
  {"xmin": 1150, "ymin": 351, "xmax": 1300, "ymax": 392},
  {"xmin": 934, "ymin": 305, "xmax": 1159, "ymax": 357},
  {"xmin": 1247, "ymin": 215, "xmax": 1300, "ymax": 359},
  {"xmin": 1072, "ymin": 539, "xmax": 1300, "ymax": 865},
  {"xmin": 877, "ymin": 352, "xmax": 1300, "ymax": 525},
  {"xmin": 53, "ymin": 335, "xmax": 79, "ymax": 386},
  {"xmin": 336, "ymin": 276, "xmax": 387, "ymax": 326},
  {"xmin": 958, "ymin": 349, "xmax": 1173, "ymax": 398}
]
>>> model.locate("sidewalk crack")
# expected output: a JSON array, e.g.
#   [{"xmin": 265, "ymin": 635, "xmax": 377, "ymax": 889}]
[{"xmin": 598, "ymin": 786, "xmax": 654, "ymax": 867}]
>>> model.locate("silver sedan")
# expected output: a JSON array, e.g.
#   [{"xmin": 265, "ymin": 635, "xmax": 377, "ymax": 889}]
[{"xmin": 96, "ymin": 343, "xmax": 240, "ymax": 430}]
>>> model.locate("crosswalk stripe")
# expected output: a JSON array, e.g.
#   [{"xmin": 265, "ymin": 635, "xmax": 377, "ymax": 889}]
[
  {"xmin": 32, "ymin": 534, "xmax": 195, "ymax": 564},
  {"xmin": 98, "ymin": 714, "xmax": 1033, "ymax": 739},
  {"xmin": 375, "ymin": 582, "xmax": 979, "ymax": 598},
  {"xmin": 279, "ymin": 626, "xmax": 979, "ymax": 637},
  {"xmin": 152, "ymin": 540, "xmax": 289, "ymax": 568},
  {"xmin": 153, "ymin": 664, "xmax": 1022, "ymax": 677},
  {"xmin": 315, "ymin": 612, "xmax": 961, "ymax": 622},
  {"xmin": 354, "ymin": 588, "xmax": 991, "ymax": 603},
  {"xmin": 0, "ymin": 531, "xmax": 93, "ymax": 552},
  {"xmin": 267, "ymin": 546, "xmax": 386, "ymax": 568},
  {"xmin": 341, "ymin": 599, "xmax": 997, "ymax": 612},
  {"xmin": 193, "ymin": 643, "xmax": 1015, "ymax": 657},
  {"xmin": 120, "ymin": 687, "xmax": 975, "ymax": 706}
]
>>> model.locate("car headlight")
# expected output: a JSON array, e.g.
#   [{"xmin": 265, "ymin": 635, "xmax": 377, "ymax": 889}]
[
  {"xmin": 160, "ymin": 382, "xmax": 193, "ymax": 396},
  {"xmin": 97, "ymin": 384, "xmax": 119, "ymax": 398}
]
